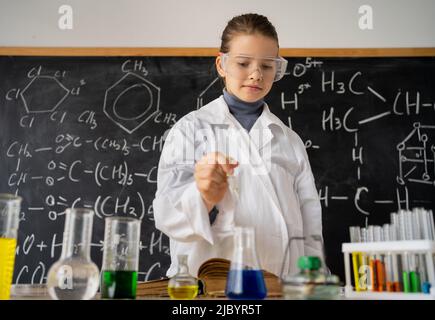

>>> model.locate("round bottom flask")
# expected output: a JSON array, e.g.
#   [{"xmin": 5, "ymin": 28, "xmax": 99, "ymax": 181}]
[
  {"xmin": 167, "ymin": 255, "xmax": 199, "ymax": 300},
  {"xmin": 47, "ymin": 208, "xmax": 99, "ymax": 300}
]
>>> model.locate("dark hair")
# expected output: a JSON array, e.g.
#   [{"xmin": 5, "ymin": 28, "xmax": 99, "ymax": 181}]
[{"xmin": 219, "ymin": 13, "xmax": 279, "ymax": 53}]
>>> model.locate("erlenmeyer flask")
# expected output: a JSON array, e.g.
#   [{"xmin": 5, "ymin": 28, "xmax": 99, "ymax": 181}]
[
  {"xmin": 225, "ymin": 226, "xmax": 267, "ymax": 299},
  {"xmin": 46, "ymin": 208, "xmax": 99, "ymax": 300}
]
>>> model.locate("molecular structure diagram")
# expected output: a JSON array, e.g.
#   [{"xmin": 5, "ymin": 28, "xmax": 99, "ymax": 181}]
[
  {"xmin": 103, "ymin": 72, "xmax": 160, "ymax": 134},
  {"xmin": 397, "ymin": 122, "xmax": 435, "ymax": 186},
  {"xmin": 20, "ymin": 75, "xmax": 70, "ymax": 114}
]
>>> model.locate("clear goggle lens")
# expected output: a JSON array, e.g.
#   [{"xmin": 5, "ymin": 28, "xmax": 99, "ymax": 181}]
[{"xmin": 220, "ymin": 53, "xmax": 288, "ymax": 82}]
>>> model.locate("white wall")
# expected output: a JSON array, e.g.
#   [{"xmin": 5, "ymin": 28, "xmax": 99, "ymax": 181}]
[{"xmin": 0, "ymin": 0, "xmax": 434, "ymax": 48}]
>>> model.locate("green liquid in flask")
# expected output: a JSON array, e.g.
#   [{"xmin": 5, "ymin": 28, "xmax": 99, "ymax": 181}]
[{"xmin": 101, "ymin": 270, "xmax": 137, "ymax": 299}]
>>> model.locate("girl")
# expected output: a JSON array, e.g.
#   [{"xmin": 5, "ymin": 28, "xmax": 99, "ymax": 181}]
[{"xmin": 153, "ymin": 13, "xmax": 324, "ymax": 278}]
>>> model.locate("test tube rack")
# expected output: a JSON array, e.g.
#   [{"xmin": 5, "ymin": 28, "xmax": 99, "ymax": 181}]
[{"xmin": 342, "ymin": 240, "xmax": 435, "ymax": 300}]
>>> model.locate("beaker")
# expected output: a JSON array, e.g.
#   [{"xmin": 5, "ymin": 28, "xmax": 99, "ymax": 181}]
[
  {"xmin": 46, "ymin": 208, "xmax": 100, "ymax": 300},
  {"xmin": 100, "ymin": 216, "xmax": 141, "ymax": 299},
  {"xmin": 225, "ymin": 226, "xmax": 267, "ymax": 299},
  {"xmin": 0, "ymin": 194, "xmax": 22, "ymax": 300}
]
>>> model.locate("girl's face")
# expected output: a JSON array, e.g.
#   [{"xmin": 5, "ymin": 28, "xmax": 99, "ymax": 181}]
[{"xmin": 216, "ymin": 33, "xmax": 279, "ymax": 103}]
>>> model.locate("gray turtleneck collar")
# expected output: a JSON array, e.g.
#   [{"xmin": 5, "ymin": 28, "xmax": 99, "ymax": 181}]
[{"xmin": 223, "ymin": 89, "xmax": 264, "ymax": 132}]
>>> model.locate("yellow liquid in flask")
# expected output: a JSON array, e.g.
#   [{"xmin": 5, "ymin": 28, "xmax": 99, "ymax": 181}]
[{"xmin": 168, "ymin": 285, "xmax": 198, "ymax": 300}]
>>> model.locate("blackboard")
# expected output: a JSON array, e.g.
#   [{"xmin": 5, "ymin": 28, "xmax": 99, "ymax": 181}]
[{"xmin": 1, "ymin": 55, "xmax": 434, "ymax": 284}]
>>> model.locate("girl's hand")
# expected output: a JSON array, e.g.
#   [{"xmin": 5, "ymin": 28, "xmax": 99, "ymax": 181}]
[{"xmin": 194, "ymin": 152, "xmax": 239, "ymax": 211}]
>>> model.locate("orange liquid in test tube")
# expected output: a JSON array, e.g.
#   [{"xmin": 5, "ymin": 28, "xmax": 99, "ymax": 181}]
[{"xmin": 376, "ymin": 259, "xmax": 386, "ymax": 292}]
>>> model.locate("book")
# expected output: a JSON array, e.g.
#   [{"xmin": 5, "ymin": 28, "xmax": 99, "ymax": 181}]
[{"xmin": 136, "ymin": 258, "xmax": 282, "ymax": 298}]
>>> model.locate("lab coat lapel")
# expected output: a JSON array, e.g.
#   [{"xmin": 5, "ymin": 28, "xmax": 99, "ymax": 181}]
[{"xmin": 248, "ymin": 117, "xmax": 273, "ymax": 151}]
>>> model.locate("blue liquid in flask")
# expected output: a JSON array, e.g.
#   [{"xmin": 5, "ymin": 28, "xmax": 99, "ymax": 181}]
[{"xmin": 225, "ymin": 269, "xmax": 267, "ymax": 299}]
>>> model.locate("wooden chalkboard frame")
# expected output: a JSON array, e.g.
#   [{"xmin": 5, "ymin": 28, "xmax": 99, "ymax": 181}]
[{"xmin": 0, "ymin": 47, "xmax": 434, "ymax": 57}]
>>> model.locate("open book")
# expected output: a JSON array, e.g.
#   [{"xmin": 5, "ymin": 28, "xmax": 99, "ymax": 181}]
[{"xmin": 136, "ymin": 258, "xmax": 282, "ymax": 298}]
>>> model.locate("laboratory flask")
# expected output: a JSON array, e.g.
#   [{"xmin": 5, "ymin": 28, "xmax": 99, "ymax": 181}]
[
  {"xmin": 225, "ymin": 226, "xmax": 267, "ymax": 299},
  {"xmin": 46, "ymin": 208, "xmax": 100, "ymax": 300},
  {"xmin": 167, "ymin": 254, "xmax": 199, "ymax": 299},
  {"xmin": 281, "ymin": 256, "xmax": 340, "ymax": 299},
  {"xmin": 280, "ymin": 236, "xmax": 341, "ymax": 299},
  {"xmin": 0, "ymin": 194, "xmax": 22, "ymax": 300}
]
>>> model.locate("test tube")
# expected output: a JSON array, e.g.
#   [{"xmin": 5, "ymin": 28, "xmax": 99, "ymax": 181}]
[
  {"xmin": 360, "ymin": 227, "xmax": 370, "ymax": 291},
  {"xmin": 407, "ymin": 209, "xmax": 421, "ymax": 293},
  {"xmin": 388, "ymin": 218, "xmax": 402, "ymax": 292},
  {"xmin": 227, "ymin": 173, "xmax": 239, "ymax": 200},
  {"xmin": 420, "ymin": 209, "xmax": 432, "ymax": 240},
  {"xmin": 426, "ymin": 209, "xmax": 435, "ymax": 294},
  {"xmin": 390, "ymin": 212, "xmax": 400, "ymax": 237},
  {"xmin": 374, "ymin": 226, "xmax": 386, "ymax": 292},
  {"xmin": 367, "ymin": 226, "xmax": 378, "ymax": 292},
  {"xmin": 383, "ymin": 224, "xmax": 394, "ymax": 292},
  {"xmin": 418, "ymin": 208, "xmax": 433, "ymax": 293},
  {"xmin": 412, "ymin": 208, "xmax": 421, "ymax": 240},
  {"xmin": 428, "ymin": 210, "xmax": 435, "ymax": 240},
  {"xmin": 398, "ymin": 210, "xmax": 411, "ymax": 293},
  {"xmin": 349, "ymin": 226, "xmax": 364, "ymax": 291},
  {"xmin": 413, "ymin": 208, "xmax": 426, "ymax": 293}
]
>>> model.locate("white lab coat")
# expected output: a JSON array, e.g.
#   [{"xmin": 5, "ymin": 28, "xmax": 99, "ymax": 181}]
[{"xmin": 153, "ymin": 96, "xmax": 324, "ymax": 278}]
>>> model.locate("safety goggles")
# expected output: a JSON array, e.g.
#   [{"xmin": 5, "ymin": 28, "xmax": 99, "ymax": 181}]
[{"xmin": 220, "ymin": 53, "xmax": 288, "ymax": 82}]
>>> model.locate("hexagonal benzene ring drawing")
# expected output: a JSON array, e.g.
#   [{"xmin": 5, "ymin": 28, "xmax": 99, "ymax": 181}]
[
  {"xmin": 196, "ymin": 77, "xmax": 222, "ymax": 110},
  {"xmin": 396, "ymin": 122, "xmax": 435, "ymax": 186},
  {"xmin": 104, "ymin": 72, "xmax": 160, "ymax": 134},
  {"xmin": 20, "ymin": 75, "xmax": 70, "ymax": 113}
]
